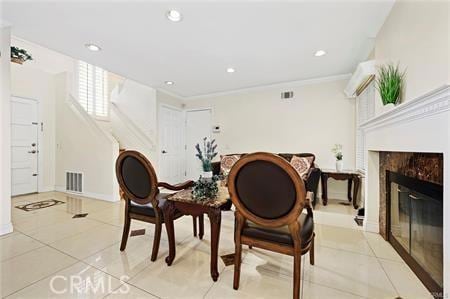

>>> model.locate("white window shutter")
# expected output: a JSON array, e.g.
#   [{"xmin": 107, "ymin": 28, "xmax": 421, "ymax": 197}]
[
  {"xmin": 77, "ymin": 60, "xmax": 108, "ymax": 118},
  {"xmin": 356, "ymin": 81, "xmax": 375, "ymax": 172}
]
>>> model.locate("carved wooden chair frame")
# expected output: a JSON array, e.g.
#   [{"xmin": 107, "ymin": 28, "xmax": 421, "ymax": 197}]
[
  {"xmin": 228, "ymin": 152, "xmax": 315, "ymax": 299},
  {"xmin": 116, "ymin": 150, "xmax": 196, "ymax": 261}
]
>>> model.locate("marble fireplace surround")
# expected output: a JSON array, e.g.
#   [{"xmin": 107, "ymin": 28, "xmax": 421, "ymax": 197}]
[{"xmin": 360, "ymin": 84, "xmax": 450, "ymax": 293}]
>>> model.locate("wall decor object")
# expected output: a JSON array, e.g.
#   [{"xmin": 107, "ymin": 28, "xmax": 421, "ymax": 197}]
[{"xmin": 11, "ymin": 46, "xmax": 33, "ymax": 64}]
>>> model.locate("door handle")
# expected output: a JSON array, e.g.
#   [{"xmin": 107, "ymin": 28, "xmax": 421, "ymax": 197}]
[
  {"xmin": 28, "ymin": 150, "xmax": 37, "ymax": 154},
  {"xmin": 31, "ymin": 143, "xmax": 36, "ymax": 147},
  {"xmin": 161, "ymin": 150, "xmax": 167, "ymax": 154}
]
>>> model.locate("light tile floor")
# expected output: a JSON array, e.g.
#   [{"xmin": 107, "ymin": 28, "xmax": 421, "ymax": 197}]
[{"xmin": 1, "ymin": 192, "xmax": 432, "ymax": 299}]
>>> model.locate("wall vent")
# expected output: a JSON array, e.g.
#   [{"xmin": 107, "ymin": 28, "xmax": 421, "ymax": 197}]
[
  {"xmin": 281, "ymin": 91, "xmax": 294, "ymax": 99},
  {"xmin": 66, "ymin": 172, "xmax": 83, "ymax": 193}
]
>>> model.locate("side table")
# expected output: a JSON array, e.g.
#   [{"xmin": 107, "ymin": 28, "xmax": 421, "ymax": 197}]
[{"xmin": 321, "ymin": 169, "xmax": 361, "ymax": 209}]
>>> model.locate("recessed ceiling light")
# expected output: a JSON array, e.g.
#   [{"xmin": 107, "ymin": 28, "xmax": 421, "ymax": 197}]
[
  {"xmin": 165, "ymin": 81, "xmax": 174, "ymax": 85},
  {"xmin": 85, "ymin": 43, "xmax": 101, "ymax": 52},
  {"xmin": 166, "ymin": 10, "xmax": 182, "ymax": 22},
  {"xmin": 314, "ymin": 50, "xmax": 327, "ymax": 57},
  {"xmin": 226, "ymin": 67, "xmax": 235, "ymax": 73}
]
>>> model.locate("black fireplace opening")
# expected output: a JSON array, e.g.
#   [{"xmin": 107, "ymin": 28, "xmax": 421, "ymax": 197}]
[{"xmin": 386, "ymin": 171, "xmax": 443, "ymax": 296}]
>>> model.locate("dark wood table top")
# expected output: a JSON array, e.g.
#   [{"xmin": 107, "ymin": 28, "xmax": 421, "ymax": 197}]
[
  {"xmin": 321, "ymin": 169, "xmax": 361, "ymax": 175},
  {"xmin": 167, "ymin": 184, "xmax": 229, "ymax": 208}
]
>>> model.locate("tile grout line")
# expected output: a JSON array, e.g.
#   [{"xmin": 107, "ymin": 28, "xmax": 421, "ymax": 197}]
[{"xmin": 363, "ymin": 233, "xmax": 401, "ymax": 298}]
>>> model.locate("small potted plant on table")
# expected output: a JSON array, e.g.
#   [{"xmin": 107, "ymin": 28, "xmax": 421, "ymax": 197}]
[
  {"xmin": 195, "ymin": 137, "xmax": 218, "ymax": 179},
  {"xmin": 332, "ymin": 144, "xmax": 344, "ymax": 172}
]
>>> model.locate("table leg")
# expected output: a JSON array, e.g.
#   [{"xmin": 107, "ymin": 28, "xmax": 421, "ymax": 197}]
[
  {"xmin": 347, "ymin": 179, "xmax": 353, "ymax": 202},
  {"xmin": 199, "ymin": 214, "xmax": 204, "ymax": 240},
  {"xmin": 352, "ymin": 176, "xmax": 361, "ymax": 209},
  {"xmin": 208, "ymin": 208, "xmax": 221, "ymax": 281},
  {"xmin": 321, "ymin": 173, "xmax": 328, "ymax": 206},
  {"xmin": 163, "ymin": 201, "xmax": 176, "ymax": 266}
]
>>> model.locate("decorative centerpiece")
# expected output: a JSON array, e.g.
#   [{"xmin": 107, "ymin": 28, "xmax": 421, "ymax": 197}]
[
  {"xmin": 376, "ymin": 63, "xmax": 405, "ymax": 112},
  {"xmin": 332, "ymin": 144, "xmax": 343, "ymax": 172},
  {"xmin": 192, "ymin": 175, "xmax": 220, "ymax": 200},
  {"xmin": 10, "ymin": 46, "xmax": 33, "ymax": 64},
  {"xmin": 195, "ymin": 137, "xmax": 218, "ymax": 178}
]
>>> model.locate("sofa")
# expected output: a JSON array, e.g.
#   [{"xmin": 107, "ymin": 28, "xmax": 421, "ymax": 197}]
[{"xmin": 212, "ymin": 152, "xmax": 321, "ymax": 208}]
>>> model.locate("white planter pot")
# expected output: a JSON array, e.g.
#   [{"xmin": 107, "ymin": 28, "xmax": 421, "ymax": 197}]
[
  {"xmin": 381, "ymin": 103, "xmax": 396, "ymax": 113},
  {"xmin": 336, "ymin": 160, "xmax": 343, "ymax": 172},
  {"xmin": 202, "ymin": 171, "xmax": 213, "ymax": 179}
]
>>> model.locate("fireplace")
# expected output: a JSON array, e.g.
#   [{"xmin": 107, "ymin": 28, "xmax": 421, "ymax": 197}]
[{"xmin": 387, "ymin": 170, "xmax": 443, "ymax": 294}]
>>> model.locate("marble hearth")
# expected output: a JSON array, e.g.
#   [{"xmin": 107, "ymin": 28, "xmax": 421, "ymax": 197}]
[{"xmin": 360, "ymin": 85, "xmax": 450, "ymax": 295}]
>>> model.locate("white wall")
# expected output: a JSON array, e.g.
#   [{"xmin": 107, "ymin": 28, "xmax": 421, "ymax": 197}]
[
  {"xmin": 11, "ymin": 65, "xmax": 56, "ymax": 192},
  {"xmin": 0, "ymin": 26, "xmax": 13, "ymax": 235},
  {"xmin": 112, "ymin": 80, "xmax": 157, "ymax": 144},
  {"xmin": 185, "ymin": 78, "xmax": 356, "ymax": 199},
  {"xmin": 110, "ymin": 79, "xmax": 158, "ymax": 167},
  {"xmin": 54, "ymin": 73, "xmax": 119, "ymax": 201},
  {"xmin": 374, "ymin": 0, "xmax": 449, "ymax": 104}
]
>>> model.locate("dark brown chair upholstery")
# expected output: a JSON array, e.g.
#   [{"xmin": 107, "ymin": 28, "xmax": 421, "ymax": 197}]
[
  {"xmin": 228, "ymin": 152, "xmax": 315, "ymax": 299},
  {"xmin": 116, "ymin": 150, "xmax": 198, "ymax": 261}
]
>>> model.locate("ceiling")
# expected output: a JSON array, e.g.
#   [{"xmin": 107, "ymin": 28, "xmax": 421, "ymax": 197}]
[{"xmin": 2, "ymin": 1, "xmax": 394, "ymax": 98}]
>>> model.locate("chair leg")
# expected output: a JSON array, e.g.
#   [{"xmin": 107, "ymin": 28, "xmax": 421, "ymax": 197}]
[
  {"xmin": 310, "ymin": 234, "xmax": 315, "ymax": 265},
  {"xmin": 192, "ymin": 216, "xmax": 198, "ymax": 237},
  {"xmin": 151, "ymin": 222, "xmax": 162, "ymax": 262},
  {"xmin": 293, "ymin": 252, "xmax": 302, "ymax": 299},
  {"xmin": 233, "ymin": 239, "xmax": 242, "ymax": 290},
  {"xmin": 248, "ymin": 245, "xmax": 252, "ymax": 249},
  {"xmin": 120, "ymin": 215, "xmax": 131, "ymax": 251}
]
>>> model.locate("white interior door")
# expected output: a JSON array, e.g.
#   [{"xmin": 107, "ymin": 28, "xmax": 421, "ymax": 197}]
[
  {"xmin": 11, "ymin": 97, "xmax": 39, "ymax": 196},
  {"xmin": 159, "ymin": 105, "xmax": 185, "ymax": 184},
  {"xmin": 185, "ymin": 109, "xmax": 212, "ymax": 180}
]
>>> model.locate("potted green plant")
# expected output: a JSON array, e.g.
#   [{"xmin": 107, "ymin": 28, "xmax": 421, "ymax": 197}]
[
  {"xmin": 10, "ymin": 46, "xmax": 33, "ymax": 64},
  {"xmin": 195, "ymin": 137, "xmax": 218, "ymax": 178},
  {"xmin": 376, "ymin": 63, "xmax": 405, "ymax": 112},
  {"xmin": 332, "ymin": 144, "xmax": 343, "ymax": 172}
]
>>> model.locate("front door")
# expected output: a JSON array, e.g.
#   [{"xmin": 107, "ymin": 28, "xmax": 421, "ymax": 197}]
[
  {"xmin": 11, "ymin": 97, "xmax": 39, "ymax": 196},
  {"xmin": 185, "ymin": 109, "xmax": 212, "ymax": 180},
  {"xmin": 159, "ymin": 105, "xmax": 185, "ymax": 184}
]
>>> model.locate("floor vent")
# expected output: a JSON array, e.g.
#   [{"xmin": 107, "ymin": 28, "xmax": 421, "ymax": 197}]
[{"xmin": 66, "ymin": 172, "xmax": 83, "ymax": 193}]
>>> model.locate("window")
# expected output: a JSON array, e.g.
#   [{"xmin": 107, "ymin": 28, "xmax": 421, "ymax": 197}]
[
  {"xmin": 356, "ymin": 79, "xmax": 375, "ymax": 172},
  {"xmin": 77, "ymin": 61, "xmax": 108, "ymax": 118}
]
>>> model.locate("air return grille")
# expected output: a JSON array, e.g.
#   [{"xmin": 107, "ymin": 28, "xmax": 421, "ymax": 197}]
[
  {"xmin": 281, "ymin": 91, "xmax": 294, "ymax": 99},
  {"xmin": 66, "ymin": 172, "xmax": 83, "ymax": 193}
]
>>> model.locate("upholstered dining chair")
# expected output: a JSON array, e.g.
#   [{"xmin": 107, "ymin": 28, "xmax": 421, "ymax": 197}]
[
  {"xmin": 116, "ymin": 150, "xmax": 198, "ymax": 261},
  {"xmin": 228, "ymin": 152, "xmax": 315, "ymax": 299}
]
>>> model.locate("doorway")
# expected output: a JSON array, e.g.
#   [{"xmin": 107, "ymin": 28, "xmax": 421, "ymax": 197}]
[
  {"xmin": 11, "ymin": 96, "xmax": 39, "ymax": 196},
  {"xmin": 159, "ymin": 105, "xmax": 185, "ymax": 184},
  {"xmin": 185, "ymin": 109, "xmax": 212, "ymax": 180}
]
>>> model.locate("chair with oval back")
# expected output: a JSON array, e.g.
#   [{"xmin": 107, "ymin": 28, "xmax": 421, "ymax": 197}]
[
  {"xmin": 116, "ymin": 150, "xmax": 198, "ymax": 261},
  {"xmin": 228, "ymin": 152, "xmax": 315, "ymax": 299}
]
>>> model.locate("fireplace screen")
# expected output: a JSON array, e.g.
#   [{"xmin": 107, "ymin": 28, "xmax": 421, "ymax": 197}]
[{"xmin": 388, "ymin": 171, "xmax": 443, "ymax": 292}]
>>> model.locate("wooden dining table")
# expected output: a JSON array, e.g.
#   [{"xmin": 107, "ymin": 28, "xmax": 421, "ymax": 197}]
[{"xmin": 162, "ymin": 183, "xmax": 229, "ymax": 281}]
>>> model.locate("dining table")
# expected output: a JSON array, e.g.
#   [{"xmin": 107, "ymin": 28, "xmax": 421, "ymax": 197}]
[{"xmin": 162, "ymin": 183, "xmax": 229, "ymax": 281}]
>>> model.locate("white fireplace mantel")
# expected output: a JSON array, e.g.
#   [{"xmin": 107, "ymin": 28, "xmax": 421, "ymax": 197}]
[
  {"xmin": 360, "ymin": 84, "xmax": 450, "ymax": 294},
  {"xmin": 361, "ymin": 85, "xmax": 449, "ymax": 133}
]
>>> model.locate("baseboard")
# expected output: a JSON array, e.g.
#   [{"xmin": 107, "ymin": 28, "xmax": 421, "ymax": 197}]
[
  {"xmin": 38, "ymin": 186, "xmax": 55, "ymax": 193},
  {"xmin": 0, "ymin": 222, "xmax": 13, "ymax": 236},
  {"xmin": 364, "ymin": 220, "xmax": 380, "ymax": 233},
  {"xmin": 316, "ymin": 191, "xmax": 349, "ymax": 201},
  {"xmin": 54, "ymin": 186, "xmax": 120, "ymax": 202}
]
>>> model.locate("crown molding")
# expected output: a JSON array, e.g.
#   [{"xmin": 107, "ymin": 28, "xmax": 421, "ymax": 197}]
[
  {"xmin": 182, "ymin": 73, "xmax": 352, "ymax": 101},
  {"xmin": 155, "ymin": 88, "xmax": 186, "ymax": 101}
]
